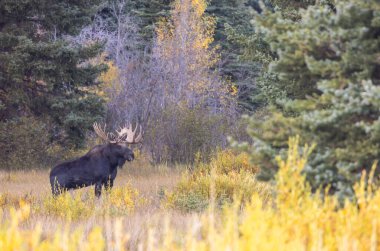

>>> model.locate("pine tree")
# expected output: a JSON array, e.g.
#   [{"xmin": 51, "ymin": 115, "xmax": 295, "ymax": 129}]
[
  {"xmin": 131, "ymin": 0, "xmax": 172, "ymax": 43},
  {"xmin": 249, "ymin": 0, "xmax": 380, "ymax": 198},
  {"xmin": 208, "ymin": 0, "xmax": 264, "ymax": 111},
  {"xmin": 97, "ymin": 0, "xmax": 171, "ymax": 48},
  {"xmin": 0, "ymin": 0, "xmax": 106, "ymax": 147}
]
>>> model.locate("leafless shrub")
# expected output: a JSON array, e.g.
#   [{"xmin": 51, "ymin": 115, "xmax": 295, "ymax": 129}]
[{"xmin": 74, "ymin": 0, "xmax": 241, "ymax": 164}]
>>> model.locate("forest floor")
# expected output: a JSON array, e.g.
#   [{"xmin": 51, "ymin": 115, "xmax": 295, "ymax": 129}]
[{"xmin": 0, "ymin": 159, "xmax": 196, "ymax": 249}]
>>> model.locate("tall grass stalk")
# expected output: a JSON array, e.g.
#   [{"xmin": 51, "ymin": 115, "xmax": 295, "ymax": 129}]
[{"xmin": 1, "ymin": 138, "xmax": 380, "ymax": 250}]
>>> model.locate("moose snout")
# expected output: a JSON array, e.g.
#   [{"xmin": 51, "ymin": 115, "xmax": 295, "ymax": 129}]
[{"xmin": 126, "ymin": 153, "xmax": 134, "ymax": 162}]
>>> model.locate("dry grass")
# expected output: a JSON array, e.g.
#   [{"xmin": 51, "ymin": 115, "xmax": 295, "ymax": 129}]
[
  {"xmin": 0, "ymin": 160, "xmax": 179, "ymax": 198},
  {"xmin": 0, "ymin": 158, "xmax": 195, "ymax": 249},
  {"xmin": 3, "ymin": 141, "xmax": 380, "ymax": 250},
  {"xmin": 0, "ymin": 151, "xmax": 266, "ymax": 250}
]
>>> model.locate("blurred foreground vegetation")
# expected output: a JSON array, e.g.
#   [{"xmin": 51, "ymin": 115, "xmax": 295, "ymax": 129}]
[{"xmin": 1, "ymin": 0, "xmax": 380, "ymax": 202}]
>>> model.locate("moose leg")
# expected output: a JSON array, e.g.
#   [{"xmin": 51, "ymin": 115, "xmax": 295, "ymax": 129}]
[
  {"xmin": 95, "ymin": 182, "xmax": 102, "ymax": 198},
  {"xmin": 104, "ymin": 168, "xmax": 117, "ymax": 191},
  {"xmin": 104, "ymin": 178, "xmax": 114, "ymax": 191},
  {"xmin": 52, "ymin": 185, "xmax": 61, "ymax": 197},
  {"xmin": 51, "ymin": 178, "xmax": 63, "ymax": 197}
]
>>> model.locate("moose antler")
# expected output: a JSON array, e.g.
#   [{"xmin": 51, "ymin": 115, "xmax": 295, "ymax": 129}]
[
  {"xmin": 93, "ymin": 122, "xmax": 143, "ymax": 144},
  {"xmin": 93, "ymin": 122, "xmax": 114, "ymax": 143},
  {"xmin": 116, "ymin": 123, "xmax": 143, "ymax": 144}
]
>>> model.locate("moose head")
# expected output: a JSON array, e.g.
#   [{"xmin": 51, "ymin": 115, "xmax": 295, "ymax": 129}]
[{"xmin": 93, "ymin": 122, "xmax": 143, "ymax": 165}]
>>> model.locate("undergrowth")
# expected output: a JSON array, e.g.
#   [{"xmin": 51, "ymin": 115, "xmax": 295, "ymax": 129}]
[
  {"xmin": 163, "ymin": 150, "xmax": 270, "ymax": 211},
  {"xmin": 1, "ymin": 184, "xmax": 144, "ymax": 221},
  {"xmin": 1, "ymin": 138, "xmax": 380, "ymax": 250},
  {"xmin": 41, "ymin": 185, "xmax": 145, "ymax": 220}
]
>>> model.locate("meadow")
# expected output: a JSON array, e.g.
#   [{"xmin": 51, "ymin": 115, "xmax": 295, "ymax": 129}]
[
  {"xmin": 1, "ymin": 138, "xmax": 380, "ymax": 250},
  {"xmin": 0, "ymin": 158, "xmax": 185, "ymax": 250}
]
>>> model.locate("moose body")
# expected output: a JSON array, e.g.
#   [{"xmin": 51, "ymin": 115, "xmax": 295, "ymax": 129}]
[{"xmin": 50, "ymin": 123, "xmax": 142, "ymax": 197}]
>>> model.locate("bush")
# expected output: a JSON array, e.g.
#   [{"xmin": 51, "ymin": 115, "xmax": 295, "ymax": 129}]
[
  {"xmin": 38, "ymin": 184, "xmax": 143, "ymax": 220},
  {"xmin": 40, "ymin": 191, "xmax": 94, "ymax": 220},
  {"xmin": 164, "ymin": 171, "xmax": 269, "ymax": 212},
  {"xmin": 146, "ymin": 104, "xmax": 243, "ymax": 164},
  {"xmin": 3, "ymin": 138, "xmax": 380, "ymax": 250},
  {"xmin": 197, "ymin": 149, "xmax": 258, "ymax": 174},
  {"xmin": 156, "ymin": 138, "xmax": 380, "ymax": 250},
  {"xmin": 0, "ymin": 117, "xmax": 51, "ymax": 170},
  {"xmin": 0, "ymin": 116, "xmax": 103, "ymax": 170},
  {"xmin": 163, "ymin": 150, "xmax": 270, "ymax": 212}
]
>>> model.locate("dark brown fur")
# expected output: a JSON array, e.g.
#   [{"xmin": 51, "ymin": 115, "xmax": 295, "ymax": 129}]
[{"xmin": 50, "ymin": 143, "xmax": 134, "ymax": 197}]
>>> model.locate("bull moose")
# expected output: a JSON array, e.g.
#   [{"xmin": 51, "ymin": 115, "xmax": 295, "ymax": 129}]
[{"xmin": 50, "ymin": 123, "xmax": 142, "ymax": 197}]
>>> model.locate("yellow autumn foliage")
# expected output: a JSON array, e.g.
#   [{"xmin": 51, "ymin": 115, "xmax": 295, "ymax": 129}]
[
  {"xmin": 156, "ymin": 0, "xmax": 216, "ymax": 54},
  {"xmin": 0, "ymin": 202, "xmax": 109, "ymax": 251},
  {"xmin": 1, "ymin": 138, "xmax": 380, "ymax": 250},
  {"xmin": 156, "ymin": 137, "xmax": 380, "ymax": 250},
  {"xmin": 86, "ymin": 53, "xmax": 120, "ymax": 101},
  {"xmin": 38, "ymin": 184, "xmax": 143, "ymax": 220},
  {"xmin": 98, "ymin": 60, "xmax": 121, "ymax": 97},
  {"xmin": 164, "ymin": 150, "xmax": 267, "ymax": 212},
  {"xmin": 155, "ymin": 0, "xmax": 224, "ymax": 101}
]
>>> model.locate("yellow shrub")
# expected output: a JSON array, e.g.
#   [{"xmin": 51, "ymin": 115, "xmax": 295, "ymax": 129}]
[
  {"xmin": 155, "ymin": 137, "xmax": 380, "ymax": 250},
  {"xmin": 164, "ymin": 149, "xmax": 268, "ymax": 212},
  {"xmin": 0, "ymin": 193, "xmax": 6, "ymax": 207},
  {"xmin": 0, "ymin": 192, "xmax": 37, "ymax": 209},
  {"xmin": 197, "ymin": 149, "xmax": 258, "ymax": 174},
  {"xmin": 0, "ymin": 205, "xmax": 110, "ymax": 251},
  {"xmin": 2, "ymin": 138, "xmax": 380, "ymax": 250},
  {"xmin": 164, "ymin": 171, "xmax": 271, "ymax": 212},
  {"xmin": 102, "ymin": 186, "xmax": 146, "ymax": 216},
  {"xmin": 37, "ymin": 184, "xmax": 143, "ymax": 220},
  {"xmin": 40, "ymin": 191, "xmax": 94, "ymax": 220}
]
